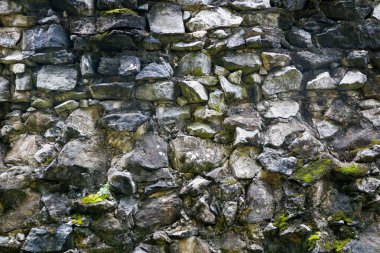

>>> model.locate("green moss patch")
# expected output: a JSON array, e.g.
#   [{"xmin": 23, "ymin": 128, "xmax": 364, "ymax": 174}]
[
  {"xmin": 306, "ymin": 233, "xmax": 320, "ymax": 251},
  {"xmin": 292, "ymin": 159, "xmax": 332, "ymax": 184},
  {"xmin": 80, "ymin": 183, "xmax": 111, "ymax": 204},
  {"xmin": 100, "ymin": 8, "xmax": 138, "ymax": 16},
  {"xmin": 273, "ymin": 211, "xmax": 288, "ymax": 232},
  {"xmin": 331, "ymin": 210, "xmax": 353, "ymax": 224},
  {"xmin": 333, "ymin": 163, "xmax": 367, "ymax": 180}
]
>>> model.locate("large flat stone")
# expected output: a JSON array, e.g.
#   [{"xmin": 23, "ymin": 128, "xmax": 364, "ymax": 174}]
[
  {"xmin": 22, "ymin": 24, "xmax": 70, "ymax": 51},
  {"xmin": 36, "ymin": 65, "xmax": 78, "ymax": 91},
  {"xmin": 148, "ymin": 3, "xmax": 185, "ymax": 34}
]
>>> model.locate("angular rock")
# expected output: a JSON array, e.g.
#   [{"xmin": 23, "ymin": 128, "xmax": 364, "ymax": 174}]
[
  {"xmin": 5, "ymin": 135, "xmax": 41, "ymax": 167},
  {"xmin": 187, "ymin": 122, "xmax": 217, "ymax": 139},
  {"xmin": 136, "ymin": 61, "xmax": 173, "ymax": 81},
  {"xmin": 69, "ymin": 17, "xmax": 97, "ymax": 35},
  {"xmin": 15, "ymin": 73, "xmax": 33, "ymax": 91},
  {"xmin": 109, "ymin": 171, "xmax": 136, "ymax": 195},
  {"xmin": 41, "ymin": 193, "xmax": 71, "ymax": 221},
  {"xmin": 134, "ymin": 194, "xmax": 182, "ymax": 231},
  {"xmin": 148, "ymin": 3, "xmax": 185, "ymax": 34},
  {"xmin": 229, "ymin": 0, "xmax": 271, "ymax": 10},
  {"xmin": 0, "ymin": 28, "xmax": 21, "ymax": 48},
  {"xmin": 261, "ymin": 100, "xmax": 299, "ymax": 119},
  {"xmin": 355, "ymin": 145, "xmax": 380, "ymax": 163},
  {"xmin": 325, "ymin": 99, "xmax": 360, "ymax": 124},
  {"xmin": 179, "ymin": 80, "xmax": 208, "ymax": 103},
  {"xmin": 338, "ymin": 70, "xmax": 367, "ymax": 90},
  {"xmin": 321, "ymin": 0, "xmax": 372, "ymax": 21},
  {"xmin": 22, "ymin": 24, "xmax": 70, "ymax": 51},
  {"xmin": 171, "ymin": 41, "xmax": 205, "ymax": 51},
  {"xmin": 89, "ymin": 82, "xmax": 134, "ymax": 100},
  {"xmin": 222, "ymin": 52, "xmax": 262, "ymax": 73},
  {"xmin": 245, "ymin": 180, "xmax": 274, "ymax": 222},
  {"xmin": 156, "ymin": 106, "xmax": 191, "ymax": 125},
  {"xmin": 97, "ymin": 13, "xmax": 146, "ymax": 32},
  {"xmin": 180, "ymin": 176, "xmax": 211, "ymax": 196},
  {"xmin": 171, "ymin": 136, "xmax": 229, "ymax": 173},
  {"xmin": 22, "ymin": 224, "xmax": 74, "ymax": 252},
  {"xmin": 306, "ymin": 72, "xmax": 337, "ymax": 90},
  {"xmin": 54, "ymin": 100, "xmax": 79, "ymax": 114},
  {"xmin": 262, "ymin": 66, "xmax": 302, "ymax": 96},
  {"xmin": 230, "ymin": 147, "xmax": 261, "ymax": 179},
  {"xmin": 362, "ymin": 108, "xmax": 380, "ymax": 127},
  {"xmin": 80, "ymin": 53, "xmax": 95, "ymax": 77},
  {"xmin": 56, "ymin": 139, "xmax": 107, "ymax": 174},
  {"xmin": 228, "ymin": 70, "xmax": 242, "ymax": 85},
  {"xmin": 126, "ymin": 134, "xmax": 169, "ymax": 170},
  {"xmin": 313, "ymin": 119, "xmax": 340, "ymax": 139},
  {"xmin": 261, "ymin": 52, "xmax": 291, "ymax": 71},
  {"xmin": 50, "ymin": 0, "xmax": 95, "ymax": 16},
  {"xmin": 342, "ymin": 50, "xmax": 369, "ymax": 68},
  {"xmin": 0, "ymin": 77, "xmax": 10, "ymax": 102},
  {"xmin": 119, "ymin": 56, "xmax": 140, "ymax": 76},
  {"xmin": 176, "ymin": 52, "xmax": 212, "ymax": 76},
  {"xmin": 66, "ymin": 108, "xmax": 101, "ymax": 137},
  {"xmin": 288, "ymin": 132, "xmax": 325, "ymax": 158},
  {"xmin": 294, "ymin": 50, "xmax": 342, "ymax": 70},
  {"xmin": 373, "ymin": 4, "xmax": 380, "ymax": 20},
  {"xmin": 264, "ymin": 119, "xmax": 305, "ymax": 147},
  {"xmin": 97, "ymin": 57, "xmax": 120, "ymax": 76},
  {"xmin": 135, "ymin": 81, "xmax": 176, "ymax": 101},
  {"xmin": 175, "ymin": 237, "xmax": 211, "ymax": 253},
  {"xmin": 233, "ymin": 127, "xmax": 261, "ymax": 146},
  {"xmin": 219, "ymin": 76, "xmax": 247, "ymax": 101},
  {"xmin": 97, "ymin": 0, "xmax": 137, "ymax": 10},
  {"xmin": 258, "ymin": 148, "xmax": 297, "ymax": 176},
  {"xmin": 99, "ymin": 113, "xmax": 149, "ymax": 132},
  {"xmin": 186, "ymin": 7, "xmax": 243, "ymax": 31},
  {"xmin": 36, "ymin": 65, "xmax": 78, "ymax": 91},
  {"xmin": 286, "ymin": 27, "xmax": 313, "ymax": 48}
]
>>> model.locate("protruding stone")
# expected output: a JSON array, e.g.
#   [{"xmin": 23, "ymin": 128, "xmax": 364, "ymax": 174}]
[
  {"xmin": 260, "ymin": 100, "xmax": 299, "ymax": 119},
  {"xmin": 22, "ymin": 24, "xmax": 70, "ymax": 51},
  {"xmin": 99, "ymin": 113, "xmax": 149, "ymax": 132},
  {"xmin": 261, "ymin": 52, "xmax": 291, "ymax": 70},
  {"xmin": 313, "ymin": 119, "xmax": 340, "ymax": 139},
  {"xmin": 187, "ymin": 122, "xmax": 217, "ymax": 138},
  {"xmin": 219, "ymin": 76, "xmax": 247, "ymax": 101},
  {"xmin": 176, "ymin": 52, "xmax": 212, "ymax": 76},
  {"xmin": 230, "ymin": 147, "xmax": 261, "ymax": 179},
  {"xmin": 89, "ymin": 82, "xmax": 134, "ymax": 100},
  {"xmin": 286, "ymin": 27, "xmax": 313, "ymax": 48},
  {"xmin": 135, "ymin": 81, "xmax": 176, "ymax": 101},
  {"xmin": 119, "ymin": 56, "xmax": 141, "ymax": 76},
  {"xmin": 264, "ymin": 119, "xmax": 305, "ymax": 147},
  {"xmin": 338, "ymin": 70, "xmax": 367, "ymax": 90},
  {"xmin": 54, "ymin": 100, "xmax": 79, "ymax": 114},
  {"xmin": 136, "ymin": 61, "xmax": 173, "ymax": 81},
  {"xmin": 307, "ymin": 72, "xmax": 337, "ymax": 90},
  {"xmin": 0, "ymin": 28, "xmax": 21, "ymax": 48},
  {"xmin": 148, "ymin": 3, "xmax": 185, "ymax": 34},
  {"xmin": 36, "ymin": 65, "xmax": 78, "ymax": 91},
  {"xmin": 171, "ymin": 136, "xmax": 229, "ymax": 173},
  {"xmin": 229, "ymin": 0, "xmax": 271, "ymax": 10},
  {"xmin": 262, "ymin": 66, "xmax": 302, "ymax": 96},
  {"xmin": 245, "ymin": 180, "xmax": 274, "ymax": 223},
  {"xmin": 222, "ymin": 52, "xmax": 262, "ymax": 73},
  {"xmin": 258, "ymin": 148, "xmax": 297, "ymax": 175},
  {"xmin": 179, "ymin": 80, "xmax": 208, "ymax": 103},
  {"xmin": 109, "ymin": 171, "xmax": 136, "ymax": 195},
  {"xmin": 186, "ymin": 7, "xmax": 243, "ymax": 31}
]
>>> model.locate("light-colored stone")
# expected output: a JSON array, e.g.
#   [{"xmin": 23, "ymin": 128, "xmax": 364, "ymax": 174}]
[
  {"xmin": 148, "ymin": 3, "xmax": 185, "ymax": 34},
  {"xmin": 230, "ymin": 0, "xmax": 271, "ymax": 10},
  {"xmin": 262, "ymin": 66, "xmax": 302, "ymax": 96},
  {"xmin": 135, "ymin": 81, "xmax": 176, "ymax": 101},
  {"xmin": 313, "ymin": 119, "xmax": 340, "ymax": 139},
  {"xmin": 338, "ymin": 70, "xmax": 367, "ymax": 90},
  {"xmin": 229, "ymin": 147, "xmax": 261, "ymax": 179},
  {"xmin": 0, "ymin": 28, "xmax": 21, "ymax": 48},
  {"xmin": 219, "ymin": 75, "xmax": 247, "ymax": 101},
  {"xmin": 186, "ymin": 7, "xmax": 243, "ymax": 31},
  {"xmin": 264, "ymin": 119, "xmax": 306, "ymax": 147},
  {"xmin": 307, "ymin": 72, "xmax": 337, "ymax": 90},
  {"xmin": 36, "ymin": 65, "xmax": 78, "ymax": 91},
  {"xmin": 261, "ymin": 100, "xmax": 300, "ymax": 119},
  {"xmin": 179, "ymin": 80, "xmax": 208, "ymax": 103}
]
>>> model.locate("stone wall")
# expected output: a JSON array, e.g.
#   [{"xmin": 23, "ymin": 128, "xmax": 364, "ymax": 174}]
[{"xmin": 0, "ymin": 0, "xmax": 380, "ymax": 252}]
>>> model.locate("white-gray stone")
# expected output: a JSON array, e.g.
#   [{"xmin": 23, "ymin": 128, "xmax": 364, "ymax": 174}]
[
  {"xmin": 338, "ymin": 71, "xmax": 367, "ymax": 90},
  {"xmin": 307, "ymin": 72, "xmax": 337, "ymax": 90},
  {"xmin": 179, "ymin": 80, "xmax": 208, "ymax": 103},
  {"xmin": 229, "ymin": 147, "xmax": 261, "ymax": 179},
  {"xmin": 0, "ymin": 77, "xmax": 10, "ymax": 102},
  {"xmin": 219, "ymin": 75, "xmax": 246, "ymax": 101},
  {"xmin": 230, "ymin": 0, "xmax": 271, "ymax": 10},
  {"xmin": 373, "ymin": 4, "xmax": 380, "ymax": 20},
  {"xmin": 148, "ymin": 3, "xmax": 185, "ymax": 34},
  {"xmin": 37, "ymin": 65, "xmax": 78, "ymax": 91},
  {"xmin": 0, "ymin": 28, "xmax": 21, "ymax": 48},
  {"xmin": 233, "ymin": 127, "xmax": 261, "ymax": 147},
  {"xmin": 135, "ymin": 81, "xmax": 176, "ymax": 101},
  {"xmin": 264, "ymin": 119, "xmax": 306, "ymax": 147},
  {"xmin": 262, "ymin": 66, "xmax": 302, "ymax": 96},
  {"xmin": 186, "ymin": 7, "xmax": 243, "ymax": 31},
  {"xmin": 313, "ymin": 119, "xmax": 339, "ymax": 139},
  {"xmin": 261, "ymin": 100, "xmax": 300, "ymax": 119},
  {"xmin": 119, "ymin": 56, "xmax": 141, "ymax": 76}
]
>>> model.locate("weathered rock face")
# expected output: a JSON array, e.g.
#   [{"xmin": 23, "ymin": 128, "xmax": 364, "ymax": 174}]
[{"xmin": 0, "ymin": 1, "xmax": 379, "ymax": 253}]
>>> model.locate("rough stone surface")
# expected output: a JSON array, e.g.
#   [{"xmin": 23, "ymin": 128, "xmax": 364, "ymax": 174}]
[
  {"xmin": 262, "ymin": 66, "xmax": 302, "ymax": 96},
  {"xmin": 36, "ymin": 65, "xmax": 78, "ymax": 91},
  {"xmin": 148, "ymin": 3, "xmax": 185, "ymax": 34}
]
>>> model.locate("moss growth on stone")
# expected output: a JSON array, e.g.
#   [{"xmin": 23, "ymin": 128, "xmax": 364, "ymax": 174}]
[
  {"xmin": 332, "ymin": 211, "xmax": 353, "ymax": 224},
  {"xmin": 333, "ymin": 239, "xmax": 351, "ymax": 253},
  {"xmin": 306, "ymin": 233, "xmax": 320, "ymax": 250},
  {"xmin": 273, "ymin": 211, "xmax": 288, "ymax": 232},
  {"xmin": 90, "ymin": 32, "xmax": 109, "ymax": 41},
  {"xmin": 71, "ymin": 214, "xmax": 84, "ymax": 225},
  {"xmin": 333, "ymin": 163, "xmax": 367, "ymax": 179},
  {"xmin": 80, "ymin": 183, "xmax": 111, "ymax": 204},
  {"xmin": 100, "ymin": 8, "xmax": 138, "ymax": 16},
  {"xmin": 292, "ymin": 159, "xmax": 332, "ymax": 184}
]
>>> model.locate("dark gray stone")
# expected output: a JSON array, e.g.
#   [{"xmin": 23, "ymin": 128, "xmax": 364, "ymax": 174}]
[
  {"xmin": 257, "ymin": 148, "xmax": 297, "ymax": 176},
  {"xmin": 96, "ymin": 13, "xmax": 146, "ymax": 32},
  {"xmin": 22, "ymin": 224, "xmax": 74, "ymax": 252},
  {"xmin": 134, "ymin": 194, "xmax": 182, "ymax": 231},
  {"xmin": 109, "ymin": 171, "xmax": 136, "ymax": 195},
  {"xmin": 99, "ymin": 113, "xmax": 149, "ymax": 132},
  {"xmin": 89, "ymin": 82, "xmax": 134, "ymax": 100},
  {"xmin": 221, "ymin": 52, "xmax": 262, "ymax": 73},
  {"xmin": 286, "ymin": 27, "xmax": 313, "ymax": 48},
  {"xmin": 0, "ymin": 77, "xmax": 10, "ymax": 102},
  {"xmin": 50, "ymin": 0, "xmax": 95, "ymax": 16},
  {"xmin": 293, "ymin": 50, "xmax": 343, "ymax": 70},
  {"xmin": 97, "ymin": 57, "xmax": 120, "ymax": 76},
  {"xmin": 22, "ymin": 24, "xmax": 70, "ymax": 51},
  {"xmin": 136, "ymin": 60, "xmax": 173, "ymax": 81},
  {"xmin": 245, "ymin": 180, "xmax": 274, "ymax": 222},
  {"xmin": 321, "ymin": 0, "xmax": 372, "ymax": 21},
  {"xmin": 126, "ymin": 134, "xmax": 169, "ymax": 170}
]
